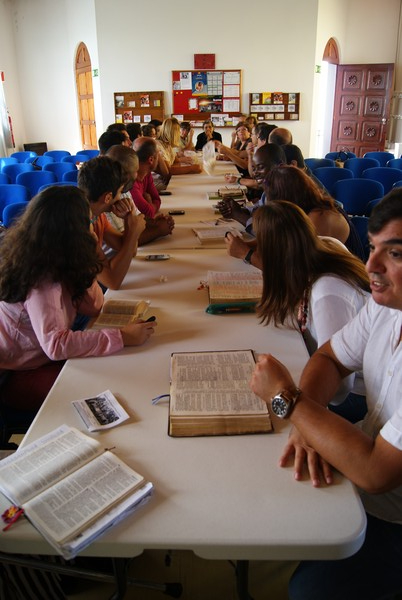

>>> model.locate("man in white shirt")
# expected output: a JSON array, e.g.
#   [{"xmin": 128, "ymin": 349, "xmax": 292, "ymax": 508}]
[{"xmin": 251, "ymin": 188, "xmax": 402, "ymax": 600}]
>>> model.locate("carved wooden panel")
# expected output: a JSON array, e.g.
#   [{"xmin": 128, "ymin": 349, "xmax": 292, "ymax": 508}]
[{"xmin": 331, "ymin": 64, "xmax": 394, "ymax": 156}]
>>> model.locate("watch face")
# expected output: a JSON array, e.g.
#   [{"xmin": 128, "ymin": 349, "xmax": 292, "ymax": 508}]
[{"xmin": 271, "ymin": 395, "xmax": 289, "ymax": 418}]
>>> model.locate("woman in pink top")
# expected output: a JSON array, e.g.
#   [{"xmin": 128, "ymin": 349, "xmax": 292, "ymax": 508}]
[{"xmin": 0, "ymin": 186, "xmax": 156, "ymax": 383}]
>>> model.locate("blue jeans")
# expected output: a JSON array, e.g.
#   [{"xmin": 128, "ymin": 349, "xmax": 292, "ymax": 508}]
[{"xmin": 289, "ymin": 513, "xmax": 402, "ymax": 600}]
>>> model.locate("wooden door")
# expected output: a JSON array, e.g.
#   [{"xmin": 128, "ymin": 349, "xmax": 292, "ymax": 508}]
[
  {"xmin": 330, "ymin": 63, "xmax": 394, "ymax": 156},
  {"xmin": 75, "ymin": 43, "xmax": 97, "ymax": 150}
]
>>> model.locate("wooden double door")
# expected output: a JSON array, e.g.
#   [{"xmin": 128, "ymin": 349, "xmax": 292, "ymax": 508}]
[{"xmin": 331, "ymin": 63, "xmax": 394, "ymax": 156}]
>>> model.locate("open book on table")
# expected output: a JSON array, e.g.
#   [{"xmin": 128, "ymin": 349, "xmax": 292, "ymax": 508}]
[
  {"xmin": 92, "ymin": 299, "xmax": 150, "ymax": 329},
  {"xmin": 206, "ymin": 270, "xmax": 263, "ymax": 313},
  {"xmin": 0, "ymin": 425, "xmax": 153, "ymax": 559},
  {"xmin": 168, "ymin": 350, "xmax": 272, "ymax": 437}
]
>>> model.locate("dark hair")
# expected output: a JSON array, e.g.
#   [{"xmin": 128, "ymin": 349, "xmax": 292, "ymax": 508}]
[
  {"xmin": 254, "ymin": 143, "xmax": 286, "ymax": 170},
  {"xmin": 126, "ymin": 123, "xmax": 142, "ymax": 142},
  {"xmin": 105, "ymin": 145, "xmax": 138, "ymax": 182},
  {"xmin": 98, "ymin": 130, "xmax": 126, "ymax": 154},
  {"xmin": 142, "ymin": 124, "xmax": 156, "ymax": 136},
  {"xmin": 254, "ymin": 123, "xmax": 277, "ymax": 143},
  {"xmin": 282, "ymin": 144, "xmax": 306, "ymax": 169},
  {"xmin": 78, "ymin": 155, "xmax": 123, "ymax": 203},
  {"xmin": 266, "ymin": 165, "xmax": 334, "ymax": 212},
  {"xmin": 368, "ymin": 188, "xmax": 402, "ymax": 234},
  {"xmin": 236, "ymin": 122, "xmax": 251, "ymax": 133},
  {"xmin": 106, "ymin": 123, "xmax": 127, "ymax": 132},
  {"xmin": 134, "ymin": 138, "xmax": 157, "ymax": 162},
  {"xmin": 0, "ymin": 186, "xmax": 101, "ymax": 303},
  {"xmin": 148, "ymin": 119, "xmax": 162, "ymax": 127},
  {"xmin": 254, "ymin": 201, "xmax": 369, "ymax": 327},
  {"xmin": 180, "ymin": 121, "xmax": 191, "ymax": 132}
]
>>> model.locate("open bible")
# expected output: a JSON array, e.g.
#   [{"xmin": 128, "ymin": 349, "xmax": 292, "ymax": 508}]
[
  {"xmin": 206, "ymin": 270, "xmax": 263, "ymax": 313},
  {"xmin": 92, "ymin": 299, "xmax": 150, "ymax": 328},
  {"xmin": 168, "ymin": 350, "xmax": 272, "ymax": 437},
  {"xmin": 0, "ymin": 425, "xmax": 153, "ymax": 558}
]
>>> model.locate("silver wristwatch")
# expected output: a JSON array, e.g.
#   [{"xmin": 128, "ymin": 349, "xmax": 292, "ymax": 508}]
[{"xmin": 271, "ymin": 388, "xmax": 302, "ymax": 419}]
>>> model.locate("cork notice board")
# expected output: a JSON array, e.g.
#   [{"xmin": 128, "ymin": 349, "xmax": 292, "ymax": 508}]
[
  {"xmin": 114, "ymin": 91, "xmax": 165, "ymax": 125},
  {"xmin": 249, "ymin": 92, "xmax": 300, "ymax": 121},
  {"xmin": 172, "ymin": 70, "xmax": 242, "ymax": 127}
]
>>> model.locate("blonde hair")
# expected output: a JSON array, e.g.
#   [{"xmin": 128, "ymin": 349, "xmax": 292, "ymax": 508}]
[{"xmin": 158, "ymin": 118, "xmax": 181, "ymax": 148}]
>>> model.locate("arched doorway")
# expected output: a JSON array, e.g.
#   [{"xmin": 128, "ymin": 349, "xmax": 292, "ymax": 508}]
[{"xmin": 75, "ymin": 42, "xmax": 98, "ymax": 150}]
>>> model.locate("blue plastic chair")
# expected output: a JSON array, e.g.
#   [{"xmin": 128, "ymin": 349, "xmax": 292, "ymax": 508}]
[
  {"xmin": 43, "ymin": 162, "xmax": 77, "ymax": 181},
  {"xmin": 24, "ymin": 155, "xmax": 55, "ymax": 168},
  {"xmin": 44, "ymin": 150, "xmax": 71, "ymax": 161},
  {"xmin": 350, "ymin": 216, "xmax": 370, "ymax": 262},
  {"xmin": 366, "ymin": 198, "xmax": 383, "ymax": 216},
  {"xmin": 362, "ymin": 167, "xmax": 402, "ymax": 195},
  {"xmin": 61, "ymin": 154, "xmax": 90, "ymax": 164},
  {"xmin": 0, "ymin": 185, "xmax": 30, "ymax": 220},
  {"xmin": 0, "ymin": 173, "xmax": 10, "ymax": 184},
  {"xmin": 312, "ymin": 167, "xmax": 354, "ymax": 196},
  {"xmin": 10, "ymin": 151, "xmax": 37, "ymax": 163},
  {"xmin": 0, "ymin": 157, "xmax": 18, "ymax": 171},
  {"xmin": 62, "ymin": 170, "xmax": 79, "ymax": 183},
  {"xmin": 333, "ymin": 178, "xmax": 384, "ymax": 216},
  {"xmin": 363, "ymin": 151, "xmax": 395, "ymax": 167},
  {"xmin": 16, "ymin": 171, "xmax": 57, "ymax": 199},
  {"xmin": 386, "ymin": 158, "xmax": 402, "ymax": 169},
  {"xmin": 2, "ymin": 163, "xmax": 34, "ymax": 184},
  {"xmin": 2, "ymin": 202, "xmax": 28, "ymax": 227},
  {"xmin": 304, "ymin": 158, "xmax": 335, "ymax": 170},
  {"xmin": 38, "ymin": 182, "xmax": 78, "ymax": 193},
  {"xmin": 343, "ymin": 157, "xmax": 380, "ymax": 177},
  {"xmin": 392, "ymin": 180, "xmax": 402, "ymax": 188},
  {"xmin": 325, "ymin": 151, "xmax": 356, "ymax": 161},
  {"xmin": 77, "ymin": 149, "xmax": 99, "ymax": 158}
]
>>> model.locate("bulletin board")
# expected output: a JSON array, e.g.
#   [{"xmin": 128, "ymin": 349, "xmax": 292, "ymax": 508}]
[
  {"xmin": 172, "ymin": 70, "xmax": 242, "ymax": 127},
  {"xmin": 249, "ymin": 92, "xmax": 300, "ymax": 121},
  {"xmin": 114, "ymin": 91, "xmax": 165, "ymax": 125}
]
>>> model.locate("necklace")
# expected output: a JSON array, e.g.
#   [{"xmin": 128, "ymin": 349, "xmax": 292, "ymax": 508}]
[{"xmin": 297, "ymin": 288, "xmax": 310, "ymax": 334}]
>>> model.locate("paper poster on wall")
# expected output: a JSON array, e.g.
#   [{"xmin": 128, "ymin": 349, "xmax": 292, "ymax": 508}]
[
  {"xmin": 140, "ymin": 94, "xmax": 150, "ymax": 107},
  {"xmin": 123, "ymin": 111, "xmax": 133, "ymax": 123},
  {"xmin": 133, "ymin": 115, "xmax": 141, "ymax": 123},
  {"xmin": 207, "ymin": 72, "xmax": 223, "ymax": 95},
  {"xmin": 224, "ymin": 71, "xmax": 240, "ymax": 84},
  {"xmin": 180, "ymin": 72, "xmax": 192, "ymax": 90},
  {"xmin": 193, "ymin": 72, "xmax": 208, "ymax": 96},
  {"xmin": 115, "ymin": 95, "xmax": 124, "ymax": 107},
  {"xmin": 223, "ymin": 99, "xmax": 240, "ymax": 112},
  {"xmin": 262, "ymin": 93, "xmax": 272, "ymax": 104},
  {"xmin": 189, "ymin": 98, "xmax": 198, "ymax": 110},
  {"xmin": 223, "ymin": 84, "xmax": 239, "ymax": 97},
  {"xmin": 199, "ymin": 96, "xmax": 222, "ymax": 112}
]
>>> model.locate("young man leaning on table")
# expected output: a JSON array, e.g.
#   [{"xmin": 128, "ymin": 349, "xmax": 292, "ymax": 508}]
[{"xmin": 251, "ymin": 189, "xmax": 402, "ymax": 600}]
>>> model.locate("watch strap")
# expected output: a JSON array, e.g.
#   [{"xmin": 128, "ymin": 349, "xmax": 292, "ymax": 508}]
[{"xmin": 243, "ymin": 248, "xmax": 255, "ymax": 264}]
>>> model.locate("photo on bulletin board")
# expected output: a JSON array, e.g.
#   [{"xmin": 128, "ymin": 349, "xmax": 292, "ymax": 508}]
[
  {"xmin": 123, "ymin": 111, "xmax": 133, "ymax": 123},
  {"xmin": 288, "ymin": 93, "xmax": 297, "ymax": 104},
  {"xmin": 262, "ymin": 93, "xmax": 272, "ymax": 104},
  {"xmin": 115, "ymin": 95, "xmax": 124, "ymax": 107},
  {"xmin": 199, "ymin": 96, "xmax": 223, "ymax": 112},
  {"xmin": 251, "ymin": 93, "xmax": 260, "ymax": 104},
  {"xmin": 140, "ymin": 94, "xmax": 150, "ymax": 107},
  {"xmin": 273, "ymin": 93, "xmax": 284, "ymax": 104},
  {"xmin": 192, "ymin": 72, "xmax": 208, "ymax": 96}
]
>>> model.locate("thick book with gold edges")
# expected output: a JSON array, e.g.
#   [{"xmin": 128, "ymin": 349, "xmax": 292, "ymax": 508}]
[
  {"xmin": 169, "ymin": 350, "xmax": 272, "ymax": 437},
  {"xmin": 92, "ymin": 299, "xmax": 150, "ymax": 328},
  {"xmin": 207, "ymin": 270, "xmax": 263, "ymax": 307}
]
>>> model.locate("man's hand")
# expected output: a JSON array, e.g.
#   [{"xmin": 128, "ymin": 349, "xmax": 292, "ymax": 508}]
[
  {"xmin": 112, "ymin": 196, "xmax": 134, "ymax": 218},
  {"xmin": 217, "ymin": 199, "xmax": 249, "ymax": 226}
]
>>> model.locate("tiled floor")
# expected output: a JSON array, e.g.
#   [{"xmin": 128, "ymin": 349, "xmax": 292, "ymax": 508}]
[{"xmin": 64, "ymin": 550, "xmax": 297, "ymax": 599}]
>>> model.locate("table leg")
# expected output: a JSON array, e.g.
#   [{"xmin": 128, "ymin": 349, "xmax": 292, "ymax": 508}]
[
  {"xmin": 109, "ymin": 557, "xmax": 128, "ymax": 600},
  {"xmin": 235, "ymin": 560, "xmax": 254, "ymax": 600}
]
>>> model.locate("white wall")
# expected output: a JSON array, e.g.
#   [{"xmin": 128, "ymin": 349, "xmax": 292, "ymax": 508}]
[{"xmin": 1, "ymin": 0, "xmax": 401, "ymax": 157}]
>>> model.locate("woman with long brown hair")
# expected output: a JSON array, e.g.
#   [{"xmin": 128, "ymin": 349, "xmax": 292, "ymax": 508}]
[
  {"xmin": 265, "ymin": 164, "xmax": 366, "ymax": 261},
  {"xmin": 254, "ymin": 200, "xmax": 370, "ymax": 419}
]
